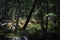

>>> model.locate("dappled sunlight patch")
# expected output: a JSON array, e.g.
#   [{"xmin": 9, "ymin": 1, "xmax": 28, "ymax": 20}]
[{"xmin": 26, "ymin": 24, "xmax": 41, "ymax": 34}]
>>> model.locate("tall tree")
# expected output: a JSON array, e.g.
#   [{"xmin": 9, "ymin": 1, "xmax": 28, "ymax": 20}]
[{"xmin": 23, "ymin": 0, "xmax": 37, "ymax": 29}]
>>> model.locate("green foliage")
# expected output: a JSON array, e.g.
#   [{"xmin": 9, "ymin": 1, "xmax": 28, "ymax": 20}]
[
  {"xmin": 26, "ymin": 24, "xmax": 41, "ymax": 34},
  {"xmin": 0, "ymin": 0, "xmax": 60, "ymax": 38}
]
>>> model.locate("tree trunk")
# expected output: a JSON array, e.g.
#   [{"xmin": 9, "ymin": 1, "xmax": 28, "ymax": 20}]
[{"xmin": 23, "ymin": 0, "xmax": 37, "ymax": 30}]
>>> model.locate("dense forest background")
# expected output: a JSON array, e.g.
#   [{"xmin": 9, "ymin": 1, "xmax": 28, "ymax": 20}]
[{"xmin": 0, "ymin": 0, "xmax": 60, "ymax": 40}]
